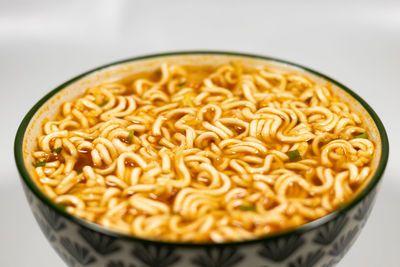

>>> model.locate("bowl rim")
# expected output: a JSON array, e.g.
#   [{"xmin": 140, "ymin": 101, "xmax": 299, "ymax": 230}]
[{"xmin": 14, "ymin": 50, "xmax": 389, "ymax": 247}]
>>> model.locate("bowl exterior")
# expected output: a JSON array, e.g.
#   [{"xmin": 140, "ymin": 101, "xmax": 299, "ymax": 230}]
[{"xmin": 21, "ymin": 177, "xmax": 379, "ymax": 267}]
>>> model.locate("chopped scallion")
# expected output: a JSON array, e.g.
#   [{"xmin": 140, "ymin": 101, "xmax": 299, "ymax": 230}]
[
  {"xmin": 98, "ymin": 100, "xmax": 108, "ymax": 107},
  {"xmin": 51, "ymin": 147, "xmax": 62, "ymax": 154},
  {"xmin": 183, "ymin": 94, "xmax": 194, "ymax": 107},
  {"xmin": 286, "ymin": 149, "xmax": 302, "ymax": 162},
  {"xmin": 178, "ymin": 81, "xmax": 186, "ymax": 87},
  {"xmin": 34, "ymin": 160, "xmax": 46, "ymax": 167},
  {"xmin": 127, "ymin": 130, "xmax": 134, "ymax": 144},
  {"xmin": 57, "ymin": 203, "xmax": 68, "ymax": 211},
  {"xmin": 355, "ymin": 133, "xmax": 368, "ymax": 139},
  {"xmin": 239, "ymin": 205, "xmax": 256, "ymax": 211}
]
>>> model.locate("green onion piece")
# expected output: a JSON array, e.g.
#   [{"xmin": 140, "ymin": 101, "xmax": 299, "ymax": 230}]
[
  {"xmin": 98, "ymin": 100, "xmax": 108, "ymax": 107},
  {"xmin": 355, "ymin": 133, "xmax": 368, "ymax": 139},
  {"xmin": 286, "ymin": 149, "xmax": 302, "ymax": 162},
  {"xmin": 239, "ymin": 205, "xmax": 256, "ymax": 211},
  {"xmin": 34, "ymin": 160, "xmax": 46, "ymax": 167},
  {"xmin": 127, "ymin": 130, "xmax": 134, "ymax": 144},
  {"xmin": 51, "ymin": 147, "xmax": 62, "ymax": 154},
  {"xmin": 77, "ymin": 169, "xmax": 83, "ymax": 174},
  {"xmin": 178, "ymin": 81, "xmax": 186, "ymax": 87},
  {"xmin": 183, "ymin": 94, "xmax": 194, "ymax": 107},
  {"xmin": 57, "ymin": 203, "xmax": 68, "ymax": 211}
]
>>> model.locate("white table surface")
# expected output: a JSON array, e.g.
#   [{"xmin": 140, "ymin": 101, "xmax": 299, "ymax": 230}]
[{"xmin": 0, "ymin": 0, "xmax": 399, "ymax": 266}]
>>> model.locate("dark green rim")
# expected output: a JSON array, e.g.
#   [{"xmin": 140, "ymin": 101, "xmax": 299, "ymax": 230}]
[{"xmin": 14, "ymin": 51, "xmax": 389, "ymax": 248}]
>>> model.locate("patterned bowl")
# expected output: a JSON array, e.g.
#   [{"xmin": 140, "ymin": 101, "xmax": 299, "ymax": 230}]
[{"xmin": 14, "ymin": 51, "xmax": 389, "ymax": 267}]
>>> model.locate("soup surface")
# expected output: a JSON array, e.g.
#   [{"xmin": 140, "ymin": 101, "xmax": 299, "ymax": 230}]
[{"xmin": 31, "ymin": 62, "xmax": 375, "ymax": 242}]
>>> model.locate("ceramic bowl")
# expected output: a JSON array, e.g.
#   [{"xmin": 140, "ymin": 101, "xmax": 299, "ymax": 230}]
[{"xmin": 14, "ymin": 51, "xmax": 389, "ymax": 267}]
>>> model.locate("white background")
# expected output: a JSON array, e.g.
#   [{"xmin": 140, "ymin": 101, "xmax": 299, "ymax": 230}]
[{"xmin": 0, "ymin": 0, "xmax": 399, "ymax": 266}]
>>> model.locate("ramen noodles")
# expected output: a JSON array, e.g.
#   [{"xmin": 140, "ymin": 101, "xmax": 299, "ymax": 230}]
[{"xmin": 31, "ymin": 62, "xmax": 375, "ymax": 242}]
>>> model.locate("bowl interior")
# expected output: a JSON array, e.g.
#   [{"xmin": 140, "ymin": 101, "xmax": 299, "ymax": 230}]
[{"xmin": 21, "ymin": 53, "xmax": 383, "ymax": 188}]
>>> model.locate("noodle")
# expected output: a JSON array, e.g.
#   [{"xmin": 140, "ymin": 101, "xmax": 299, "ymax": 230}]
[{"xmin": 31, "ymin": 62, "xmax": 375, "ymax": 243}]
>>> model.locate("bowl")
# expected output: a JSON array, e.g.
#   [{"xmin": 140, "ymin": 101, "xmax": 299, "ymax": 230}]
[{"xmin": 14, "ymin": 51, "xmax": 389, "ymax": 267}]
